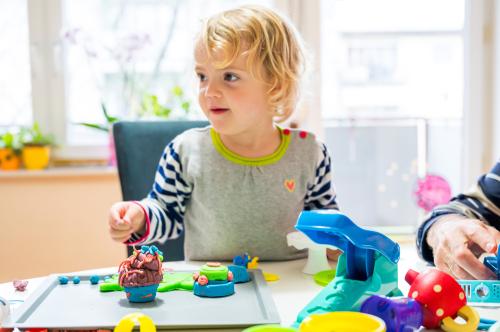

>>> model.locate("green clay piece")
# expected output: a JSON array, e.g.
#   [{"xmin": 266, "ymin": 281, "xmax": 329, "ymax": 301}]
[
  {"xmin": 242, "ymin": 325, "xmax": 297, "ymax": 332},
  {"xmin": 313, "ymin": 269, "xmax": 336, "ymax": 287},
  {"xmin": 157, "ymin": 272, "xmax": 194, "ymax": 292},
  {"xmin": 99, "ymin": 283, "xmax": 124, "ymax": 292},
  {"xmin": 99, "ymin": 275, "xmax": 123, "ymax": 292},
  {"xmin": 200, "ymin": 264, "xmax": 228, "ymax": 281},
  {"xmin": 98, "ymin": 272, "xmax": 195, "ymax": 293},
  {"xmin": 159, "ymin": 255, "xmax": 163, "ymax": 262}
]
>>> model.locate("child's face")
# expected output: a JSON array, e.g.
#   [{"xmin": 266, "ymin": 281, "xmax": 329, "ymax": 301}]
[{"xmin": 195, "ymin": 44, "xmax": 274, "ymax": 136}]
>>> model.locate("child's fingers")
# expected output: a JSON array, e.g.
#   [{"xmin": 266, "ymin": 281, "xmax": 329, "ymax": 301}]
[
  {"xmin": 112, "ymin": 221, "xmax": 132, "ymax": 231},
  {"xmin": 109, "ymin": 202, "xmax": 133, "ymax": 229},
  {"xmin": 110, "ymin": 227, "xmax": 132, "ymax": 242},
  {"xmin": 108, "ymin": 212, "xmax": 132, "ymax": 230}
]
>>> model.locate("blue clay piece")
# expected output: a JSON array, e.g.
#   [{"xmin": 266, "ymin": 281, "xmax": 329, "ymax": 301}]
[
  {"xmin": 89, "ymin": 275, "xmax": 100, "ymax": 285},
  {"xmin": 58, "ymin": 276, "xmax": 69, "ymax": 285},
  {"xmin": 72, "ymin": 276, "xmax": 81, "ymax": 284},
  {"xmin": 193, "ymin": 280, "xmax": 235, "ymax": 297},
  {"xmin": 124, "ymin": 284, "xmax": 159, "ymax": 303},
  {"xmin": 228, "ymin": 265, "xmax": 250, "ymax": 283}
]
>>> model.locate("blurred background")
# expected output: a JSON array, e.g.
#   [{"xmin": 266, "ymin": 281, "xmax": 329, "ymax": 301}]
[{"xmin": 0, "ymin": 0, "xmax": 499, "ymax": 281}]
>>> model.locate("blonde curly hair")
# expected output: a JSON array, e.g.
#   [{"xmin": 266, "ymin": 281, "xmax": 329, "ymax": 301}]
[{"xmin": 197, "ymin": 5, "xmax": 306, "ymax": 122}]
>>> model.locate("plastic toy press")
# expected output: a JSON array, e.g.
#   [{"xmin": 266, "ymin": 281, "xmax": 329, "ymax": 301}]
[
  {"xmin": 293, "ymin": 211, "xmax": 401, "ymax": 327},
  {"xmin": 287, "ymin": 231, "xmax": 331, "ymax": 275},
  {"xmin": 458, "ymin": 244, "xmax": 500, "ymax": 305},
  {"xmin": 483, "ymin": 244, "xmax": 499, "ymax": 279}
]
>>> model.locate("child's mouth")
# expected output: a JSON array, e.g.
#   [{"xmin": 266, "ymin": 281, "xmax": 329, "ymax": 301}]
[{"xmin": 210, "ymin": 108, "xmax": 230, "ymax": 115}]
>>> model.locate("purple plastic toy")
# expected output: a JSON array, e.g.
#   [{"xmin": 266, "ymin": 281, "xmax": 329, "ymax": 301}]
[{"xmin": 360, "ymin": 295, "xmax": 423, "ymax": 332}]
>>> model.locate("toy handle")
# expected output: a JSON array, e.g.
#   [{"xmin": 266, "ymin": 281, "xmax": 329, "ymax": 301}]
[
  {"xmin": 114, "ymin": 313, "xmax": 156, "ymax": 332},
  {"xmin": 440, "ymin": 305, "xmax": 480, "ymax": 332}
]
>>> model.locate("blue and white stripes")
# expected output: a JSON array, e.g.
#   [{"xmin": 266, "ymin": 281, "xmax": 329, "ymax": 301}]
[
  {"xmin": 304, "ymin": 142, "xmax": 339, "ymax": 210},
  {"xmin": 417, "ymin": 159, "xmax": 500, "ymax": 263},
  {"xmin": 136, "ymin": 141, "xmax": 192, "ymax": 244}
]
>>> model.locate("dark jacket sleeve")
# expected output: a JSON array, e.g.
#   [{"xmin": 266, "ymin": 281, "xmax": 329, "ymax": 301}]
[{"xmin": 416, "ymin": 160, "xmax": 500, "ymax": 263}]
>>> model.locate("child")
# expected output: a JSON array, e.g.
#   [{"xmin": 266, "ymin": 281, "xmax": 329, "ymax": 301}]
[{"xmin": 108, "ymin": 5, "xmax": 339, "ymax": 261}]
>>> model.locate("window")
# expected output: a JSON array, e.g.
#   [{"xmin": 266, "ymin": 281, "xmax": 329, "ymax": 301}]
[
  {"xmin": 0, "ymin": 0, "xmax": 32, "ymax": 128},
  {"xmin": 0, "ymin": 1, "xmax": 273, "ymax": 156},
  {"xmin": 320, "ymin": 0, "xmax": 465, "ymax": 229}
]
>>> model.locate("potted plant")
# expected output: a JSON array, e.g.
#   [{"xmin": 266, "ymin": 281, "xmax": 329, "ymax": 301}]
[
  {"xmin": 0, "ymin": 131, "xmax": 22, "ymax": 171},
  {"xmin": 78, "ymin": 103, "xmax": 120, "ymax": 166},
  {"xmin": 20, "ymin": 122, "xmax": 56, "ymax": 170}
]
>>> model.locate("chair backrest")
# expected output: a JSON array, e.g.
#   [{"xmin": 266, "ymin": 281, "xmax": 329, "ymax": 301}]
[{"xmin": 113, "ymin": 120, "xmax": 209, "ymax": 261}]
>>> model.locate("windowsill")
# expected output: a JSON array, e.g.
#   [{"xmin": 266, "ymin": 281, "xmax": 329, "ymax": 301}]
[{"xmin": 0, "ymin": 166, "xmax": 117, "ymax": 179}]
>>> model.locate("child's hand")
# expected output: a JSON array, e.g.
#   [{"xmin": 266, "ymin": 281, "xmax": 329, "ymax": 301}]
[
  {"xmin": 108, "ymin": 201, "xmax": 146, "ymax": 243},
  {"xmin": 327, "ymin": 248, "xmax": 342, "ymax": 261}
]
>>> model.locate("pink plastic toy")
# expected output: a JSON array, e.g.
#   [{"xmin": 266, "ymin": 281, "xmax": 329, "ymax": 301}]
[{"xmin": 414, "ymin": 174, "xmax": 452, "ymax": 212}]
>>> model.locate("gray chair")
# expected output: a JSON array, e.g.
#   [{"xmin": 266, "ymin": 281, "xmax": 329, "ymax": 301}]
[{"xmin": 113, "ymin": 120, "xmax": 208, "ymax": 261}]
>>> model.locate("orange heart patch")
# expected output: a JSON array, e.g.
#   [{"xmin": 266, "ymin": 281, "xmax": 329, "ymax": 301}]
[{"xmin": 284, "ymin": 179, "xmax": 296, "ymax": 192}]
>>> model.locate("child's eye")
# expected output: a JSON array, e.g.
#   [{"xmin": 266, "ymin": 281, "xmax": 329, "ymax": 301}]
[
  {"xmin": 224, "ymin": 73, "xmax": 239, "ymax": 82},
  {"xmin": 197, "ymin": 73, "xmax": 207, "ymax": 82}
]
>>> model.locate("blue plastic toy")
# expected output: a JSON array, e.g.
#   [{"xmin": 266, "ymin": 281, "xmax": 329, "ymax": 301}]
[
  {"xmin": 483, "ymin": 244, "xmax": 499, "ymax": 279},
  {"xmin": 233, "ymin": 253, "xmax": 251, "ymax": 267},
  {"xmin": 72, "ymin": 276, "xmax": 81, "ymax": 284},
  {"xmin": 293, "ymin": 210, "xmax": 401, "ymax": 327}
]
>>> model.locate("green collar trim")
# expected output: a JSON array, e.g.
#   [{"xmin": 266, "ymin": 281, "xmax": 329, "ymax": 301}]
[{"xmin": 210, "ymin": 127, "xmax": 290, "ymax": 166}]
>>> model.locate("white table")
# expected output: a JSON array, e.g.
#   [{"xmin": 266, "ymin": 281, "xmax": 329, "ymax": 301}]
[{"xmin": 0, "ymin": 244, "xmax": 498, "ymax": 331}]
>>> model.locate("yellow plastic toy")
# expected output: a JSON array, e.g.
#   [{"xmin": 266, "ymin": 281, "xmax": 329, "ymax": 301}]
[
  {"xmin": 247, "ymin": 256, "xmax": 260, "ymax": 269},
  {"xmin": 114, "ymin": 313, "xmax": 156, "ymax": 332},
  {"xmin": 299, "ymin": 311, "xmax": 386, "ymax": 332},
  {"xmin": 440, "ymin": 305, "xmax": 480, "ymax": 332}
]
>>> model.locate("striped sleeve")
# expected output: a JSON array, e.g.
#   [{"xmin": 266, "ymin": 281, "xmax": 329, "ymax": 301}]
[
  {"xmin": 416, "ymin": 160, "xmax": 500, "ymax": 263},
  {"xmin": 304, "ymin": 142, "xmax": 339, "ymax": 211},
  {"xmin": 126, "ymin": 141, "xmax": 192, "ymax": 245}
]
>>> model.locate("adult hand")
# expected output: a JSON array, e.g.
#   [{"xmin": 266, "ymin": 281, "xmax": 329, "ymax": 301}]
[
  {"xmin": 427, "ymin": 214, "xmax": 500, "ymax": 280},
  {"xmin": 108, "ymin": 201, "xmax": 146, "ymax": 243}
]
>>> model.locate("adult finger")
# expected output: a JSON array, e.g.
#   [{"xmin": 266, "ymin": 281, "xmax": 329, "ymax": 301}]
[
  {"xmin": 464, "ymin": 221, "xmax": 498, "ymax": 254},
  {"xmin": 453, "ymin": 243, "xmax": 496, "ymax": 280},
  {"xmin": 448, "ymin": 259, "xmax": 476, "ymax": 280}
]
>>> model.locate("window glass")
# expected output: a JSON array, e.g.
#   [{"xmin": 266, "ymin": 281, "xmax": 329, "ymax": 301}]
[
  {"xmin": 320, "ymin": 0, "xmax": 465, "ymax": 228},
  {"xmin": 62, "ymin": 0, "xmax": 273, "ymax": 145},
  {"xmin": 0, "ymin": 0, "xmax": 32, "ymax": 128},
  {"xmin": 321, "ymin": 0, "xmax": 464, "ymax": 119}
]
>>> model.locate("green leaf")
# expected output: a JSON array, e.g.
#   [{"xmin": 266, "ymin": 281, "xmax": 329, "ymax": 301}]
[
  {"xmin": 181, "ymin": 101, "xmax": 190, "ymax": 113},
  {"xmin": 172, "ymin": 86, "xmax": 183, "ymax": 97},
  {"xmin": 101, "ymin": 103, "xmax": 119, "ymax": 124},
  {"xmin": 77, "ymin": 122, "xmax": 110, "ymax": 132}
]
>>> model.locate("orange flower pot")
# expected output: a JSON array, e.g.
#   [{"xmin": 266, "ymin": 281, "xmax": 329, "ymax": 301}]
[
  {"xmin": 22, "ymin": 145, "xmax": 51, "ymax": 170},
  {"xmin": 0, "ymin": 148, "xmax": 21, "ymax": 170}
]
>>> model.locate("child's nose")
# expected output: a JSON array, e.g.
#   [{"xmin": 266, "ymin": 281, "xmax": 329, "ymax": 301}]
[{"xmin": 204, "ymin": 82, "xmax": 222, "ymax": 98}]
